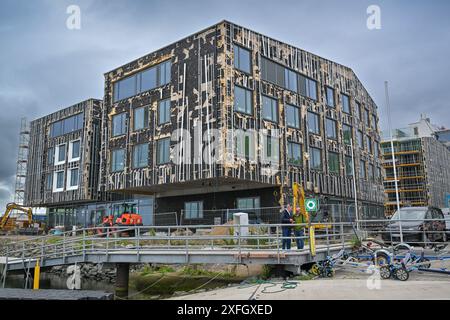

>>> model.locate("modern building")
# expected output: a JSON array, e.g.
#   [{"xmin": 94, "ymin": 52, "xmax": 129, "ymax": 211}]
[
  {"xmin": 100, "ymin": 20, "xmax": 384, "ymax": 224},
  {"xmin": 381, "ymin": 116, "xmax": 450, "ymax": 216},
  {"xmin": 436, "ymin": 128, "xmax": 450, "ymax": 151}
]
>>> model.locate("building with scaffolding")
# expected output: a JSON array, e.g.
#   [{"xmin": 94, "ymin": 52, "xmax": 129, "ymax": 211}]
[{"xmin": 381, "ymin": 116, "xmax": 450, "ymax": 216}]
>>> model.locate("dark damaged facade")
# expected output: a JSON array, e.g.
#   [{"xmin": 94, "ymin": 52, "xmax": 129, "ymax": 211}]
[
  {"xmin": 101, "ymin": 20, "xmax": 384, "ymax": 222},
  {"xmin": 25, "ymin": 99, "xmax": 103, "ymax": 207}
]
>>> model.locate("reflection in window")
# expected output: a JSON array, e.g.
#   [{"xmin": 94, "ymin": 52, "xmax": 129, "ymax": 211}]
[
  {"xmin": 158, "ymin": 99, "xmax": 171, "ymax": 125},
  {"xmin": 157, "ymin": 138, "xmax": 170, "ymax": 164},
  {"xmin": 234, "ymin": 44, "xmax": 251, "ymax": 73},
  {"xmin": 286, "ymin": 104, "xmax": 300, "ymax": 129},
  {"xmin": 111, "ymin": 149, "xmax": 125, "ymax": 172},
  {"xmin": 342, "ymin": 94, "xmax": 351, "ymax": 114},
  {"xmin": 262, "ymin": 96, "xmax": 278, "ymax": 122},
  {"xmin": 310, "ymin": 147, "xmax": 322, "ymax": 171},
  {"xmin": 234, "ymin": 86, "xmax": 253, "ymax": 115},
  {"xmin": 288, "ymin": 142, "xmax": 302, "ymax": 166},
  {"xmin": 133, "ymin": 106, "xmax": 148, "ymax": 131},
  {"xmin": 133, "ymin": 143, "xmax": 148, "ymax": 168},
  {"xmin": 112, "ymin": 113, "xmax": 127, "ymax": 137},
  {"xmin": 329, "ymin": 152, "xmax": 340, "ymax": 174},
  {"xmin": 308, "ymin": 112, "xmax": 320, "ymax": 134}
]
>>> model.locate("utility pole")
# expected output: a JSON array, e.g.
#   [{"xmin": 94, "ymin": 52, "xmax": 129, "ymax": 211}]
[{"xmin": 385, "ymin": 81, "xmax": 403, "ymax": 243}]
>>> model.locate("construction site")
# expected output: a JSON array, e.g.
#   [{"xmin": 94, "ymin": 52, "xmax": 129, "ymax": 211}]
[{"xmin": 0, "ymin": 16, "xmax": 449, "ymax": 302}]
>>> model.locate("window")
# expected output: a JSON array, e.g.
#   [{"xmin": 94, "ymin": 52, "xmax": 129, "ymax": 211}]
[
  {"xmin": 55, "ymin": 144, "xmax": 66, "ymax": 165},
  {"xmin": 310, "ymin": 147, "xmax": 322, "ymax": 171},
  {"xmin": 113, "ymin": 60, "xmax": 172, "ymax": 102},
  {"xmin": 53, "ymin": 171, "xmax": 64, "ymax": 192},
  {"xmin": 157, "ymin": 138, "xmax": 170, "ymax": 164},
  {"xmin": 260, "ymin": 57, "xmax": 285, "ymax": 88},
  {"xmin": 308, "ymin": 112, "xmax": 320, "ymax": 134},
  {"xmin": 158, "ymin": 99, "xmax": 171, "ymax": 125},
  {"xmin": 326, "ymin": 118, "xmax": 337, "ymax": 139},
  {"xmin": 287, "ymin": 142, "xmax": 302, "ymax": 165},
  {"xmin": 69, "ymin": 140, "xmax": 80, "ymax": 162},
  {"xmin": 132, "ymin": 143, "xmax": 148, "ymax": 168},
  {"xmin": 374, "ymin": 141, "xmax": 379, "ymax": 158},
  {"xmin": 345, "ymin": 156, "xmax": 353, "ymax": 176},
  {"xmin": 45, "ymin": 173, "xmax": 53, "ymax": 190},
  {"xmin": 237, "ymin": 197, "xmax": 260, "ymax": 209},
  {"xmin": 50, "ymin": 113, "xmax": 83, "ymax": 138},
  {"xmin": 133, "ymin": 106, "xmax": 148, "ymax": 131},
  {"xmin": 112, "ymin": 113, "xmax": 127, "ymax": 137},
  {"xmin": 298, "ymin": 75, "xmax": 317, "ymax": 100},
  {"xmin": 360, "ymin": 160, "xmax": 366, "ymax": 179},
  {"xmin": 328, "ymin": 152, "xmax": 340, "ymax": 174},
  {"xmin": 234, "ymin": 86, "xmax": 253, "ymax": 115},
  {"xmin": 377, "ymin": 167, "xmax": 382, "ymax": 181},
  {"xmin": 357, "ymin": 130, "xmax": 364, "ymax": 148},
  {"xmin": 366, "ymin": 136, "xmax": 373, "ymax": 153},
  {"xmin": 285, "ymin": 104, "xmax": 300, "ymax": 129},
  {"xmin": 234, "ymin": 44, "xmax": 251, "ymax": 73},
  {"xmin": 326, "ymin": 87, "xmax": 335, "ymax": 107},
  {"xmin": 365, "ymin": 109, "xmax": 370, "ymax": 126},
  {"xmin": 368, "ymin": 164, "xmax": 375, "ymax": 181},
  {"xmin": 343, "ymin": 124, "xmax": 352, "ymax": 145},
  {"xmin": 342, "ymin": 94, "xmax": 351, "ymax": 114},
  {"xmin": 67, "ymin": 168, "xmax": 79, "ymax": 190},
  {"xmin": 356, "ymin": 102, "xmax": 362, "ymax": 120},
  {"xmin": 264, "ymin": 135, "xmax": 279, "ymax": 160},
  {"xmin": 184, "ymin": 201, "xmax": 203, "ymax": 219},
  {"xmin": 262, "ymin": 96, "xmax": 278, "ymax": 122},
  {"xmin": 235, "ymin": 133, "xmax": 255, "ymax": 160},
  {"xmin": 47, "ymin": 147, "xmax": 54, "ymax": 166},
  {"xmin": 372, "ymin": 114, "xmax": 377, "ymax": 129},
  {"xmin": 284, "ymin": 69, "xmax": 298, "ymax": 92},
  {"xmin": 111, "ymin": 149, "xmax": 125, "ymax": 172}
]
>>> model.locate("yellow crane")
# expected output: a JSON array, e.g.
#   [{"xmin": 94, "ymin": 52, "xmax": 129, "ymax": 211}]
[{"xmin": 0, "ymin": 202, "xmax": 33, "ymax": 231}]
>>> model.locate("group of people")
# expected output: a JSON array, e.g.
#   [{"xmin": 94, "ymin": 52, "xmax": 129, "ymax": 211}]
[{"xmin": 280, "ymin": 204, "xmax": 308, "ymax": 250}]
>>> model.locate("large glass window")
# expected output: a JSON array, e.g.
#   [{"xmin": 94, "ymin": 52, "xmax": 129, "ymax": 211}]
[
  {"xmin": 260, "ymin": 57, "xmax": 285, "ymax": 88},
  {"xmin": 326, "ymin": 87, "xmax": 335, "ymax": 107},
  {"xmin": 158, "ymin": 99, "xmax": 171, "ymax": 125},
  {"xmin": 111, "ymin": 149, "xmax": 125, "ymax": 172},
  {"xmin": 310, "ymin": 147, "xmax": 322, "ymax": 171},
  {"xmin": 308, "ymin": 112, "xmax": 320, "ymax": 134},
  {"xmin": 287, "ymin": 142, "xmax": 302, "ymax": 166},
  {"xmin": 237, "ymin": 197, "xmax": 260, "ymax": 209},
  {"xmin": 68, "ymin": 168, "xmax": 79, "ymax": 188},
  {"xmin": 132, "ymin": 143, "xmax": 148, "ymax": 168},
  {"xmin": 369, "ymin": 164, "xmax": 375, "ymax": 181},
  {"xmin": 234, "ymin": 86, "xmax": 253, "ymax": 115},
  {"xmin": 326, "ymin": 118, "xmax": 337, "ymax": 139},
  {"xmin": 365, "ymin": 109, "xmax": 370, "ymax": 127},
  {"xmin": 50, "ymin": 113, "xmax": 83, "ymax": 138},
  {"xmin": 234, "ymin": 44, "xmax": 251, "ymax": 74},
  {"xmin": 342, "ymin": 94, "xmax": 351, "ymax": 114},
  {"xmin": 343, "ymin": 124, "xmax": 352, "ymax": 145},
  {"xmin": 184, "ymin": 201, "xmax": 203, "ymax": 219},
  {"xmin": 133, "ymin": 106, "xmax": 148, "ymax": 131},
  {"xmin": 357, "ymin": 130, "xmax": 364, "ymax": 148},
  {"xmin": 372, "ymin": 114, "xmax": 377, "ymax": 129},
  {"xmin": 284, "ymin": 69, "xmax": 298, "ymax": 92},
  {"xmin": 112, "ymin": 113, "xmax": 127, "ymax": 137},
  {"xmin": 157, "ymin": 138, "xmax": 170, "ymax": 164},
  {"xmin": 356, "ymin": 102, "xmax": 362, "ymax": 120},
  {"xmin": 45, "ymin": 173, "xmax": 53, "ymax": 190},
  {"xmin": 69, "ymin": 140, "xmax": 80, "ymax": 161},
  {"xmin": 47, "ymin": 147, "xmax": 54, "ymax": 165},
  {"xmin": 286, "ymin": 104, "xmax": 300, "ymax": 129},
  {"xmin": 262, "ymin": 95, "xmax": 278, "ymax": 122},
  {"xmin": 366, "ymin": 136, "xmax": 373, "ymax": 153},
  {"xmin": 113, "ymin": 60, "xmax": 172, "ymax": 102},
  {"xmin": 328, "ymin": 152, "xmax": 340, "ymax": 174},
  {"xmin": 345, "ymin": 156, "xmax": 353, "ymax": 176},
  {"xmin": 57, "ymin": 144, "xmax": 66, "ymax": 163},
  {"xmin": 298, "ymin": 75, "xmax": 317, "ymax": 100},
  {"xmin": 54, "ymin": 171, "xmax": 64, "ymax": 191},
  {"xmin": 360, "ymin": 160, "xmax": 366, "ymax": 179}
]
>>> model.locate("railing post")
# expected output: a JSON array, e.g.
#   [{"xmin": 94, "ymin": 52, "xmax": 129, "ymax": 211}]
[
  {"xmin": 168, "ymin": 227, "xmax": 171, "ymax": 248},
  {"xmin": 82, "ymin": 229, "xmax": 86, "ymax": 261},
  {"xmin": 276, "ymin": 225, "xmax": 280, "ymax": 263},
  {"xmin": 63, "ymin": 232, "xmax": 66, "ymax": 264},
  {"xmin": 325, "ymin": 225, "xmax": 330, "ymax": 256},
  {"xmin": 185, "ymin": 226, "xmax": 189, "ymax": 264},
  {"xmin": 136, "ymin": 227, "xmax": 140, "ymax": 262},
  {"xmin": 340, "ymin": 223, "xmax": 344, "ymax": 246},
  {"xmin": 106, "ymin": 227, "xmax": 109, "ymax": 262}
]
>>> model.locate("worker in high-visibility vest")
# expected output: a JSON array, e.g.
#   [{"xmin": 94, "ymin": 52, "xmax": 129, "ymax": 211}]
[{"xmin": 293, "ymin": 208, "xmax": 308, "ymax": 249}]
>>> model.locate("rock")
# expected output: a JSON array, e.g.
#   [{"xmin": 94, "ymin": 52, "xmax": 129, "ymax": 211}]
[{"xmin": 173, "ymin": 291, "xmax": 186, "ymax": 297}]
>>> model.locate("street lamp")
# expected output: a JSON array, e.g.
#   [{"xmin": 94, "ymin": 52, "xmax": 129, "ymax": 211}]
[{"xmin": 384, "ymin": 81, "xmax": 403, "ymax": 243}]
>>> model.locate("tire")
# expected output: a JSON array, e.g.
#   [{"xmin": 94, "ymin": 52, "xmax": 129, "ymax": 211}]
[
  {"xmin": 380, "ymin": 266, "xmax": 391, "ymax": 279},
  {"xmin": 375, "ymin": 252, "xmax": 390, "ymax": 266},
  {"xmin": 326, "ymin": 269, "xmax": 334, "ymax": 278},
  {"xmin": 395, "ymin": 267, "xmax": 409, "ymax": 281}
]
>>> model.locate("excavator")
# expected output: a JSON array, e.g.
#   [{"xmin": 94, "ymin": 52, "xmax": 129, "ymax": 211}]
[
  {"xmin": 97, "ymin": 203, "xmax": 143, "ymax": 237},
  {"xmin": 0, "ymin": 203, "xmax": 39, "ymax": 235}
]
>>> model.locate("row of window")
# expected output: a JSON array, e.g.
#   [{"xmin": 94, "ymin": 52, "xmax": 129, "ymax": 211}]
[
  {"xmin": 113, "ymin": 60, "xmax": 171, "ymax": 102},
  {"xmin": 48, "ymin": 140, "xmax": 81, "ymax": 166},
  {"xmin": 50, "ymin": 113, "xmax": 84, "ymax": 138},
  {"xmin": 111, "ymin": 138, "xmax": 170, "ymax": 172},
  {"xmin": 112, "ymin": 99, "xmax": 171, "ymax": 137},
  {"xmin": 46, "ymin": 168, "xmax": 79, "ymax": 192}
]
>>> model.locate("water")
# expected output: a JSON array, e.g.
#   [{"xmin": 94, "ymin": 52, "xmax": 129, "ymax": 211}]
[{"xmin": 4, "ymin": 273, "xmax": 115, "ymax": 292}]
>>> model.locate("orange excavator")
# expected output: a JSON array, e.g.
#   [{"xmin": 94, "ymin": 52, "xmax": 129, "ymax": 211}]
[{"xmin": 98, "ymin": 203, "xmax": 143, "ymax": 237}]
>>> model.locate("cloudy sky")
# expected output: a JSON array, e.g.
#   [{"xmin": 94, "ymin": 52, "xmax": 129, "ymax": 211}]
[{"xmin": 0, "ymin": 0, "xmax": 449, "ymax": 210}]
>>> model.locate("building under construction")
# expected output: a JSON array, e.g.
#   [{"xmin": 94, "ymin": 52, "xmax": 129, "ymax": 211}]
[
  {"xmin": 382, "ymin": 117, "xmax": 450, "ymax": 216},
  {"xmin": 23, "ymin": 20, "xmax": 385, "ymax": 229}
]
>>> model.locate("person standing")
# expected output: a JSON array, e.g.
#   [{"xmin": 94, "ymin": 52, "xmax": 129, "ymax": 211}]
[
  {"xmin": 293, "ymin": 208, "xmax": 307, "ymax": 249},
  {"xmin": 280, "ymin": 204, "xmax": 293, "ymax": 250}
]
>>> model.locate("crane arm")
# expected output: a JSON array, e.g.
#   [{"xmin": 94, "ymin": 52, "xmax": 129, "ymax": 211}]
[{"xmin": 1, "ymin": 203, "xmax": 33, "ymax": 229}]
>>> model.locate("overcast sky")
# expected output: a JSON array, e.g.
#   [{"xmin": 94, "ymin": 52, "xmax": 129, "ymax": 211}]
[{"xmin": 0, "ymin": 0, "xmax": 449, "ymax": 210}]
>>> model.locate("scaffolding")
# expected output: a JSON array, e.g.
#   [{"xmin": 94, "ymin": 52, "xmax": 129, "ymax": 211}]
[{"xmin": 13, "ymin": 117, "xmax": 30, "ymax": 219}]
